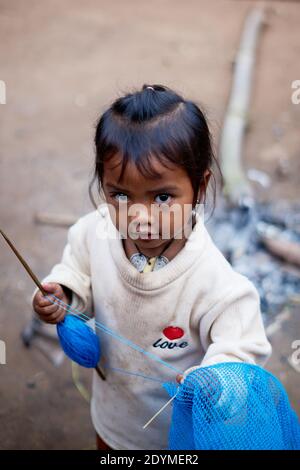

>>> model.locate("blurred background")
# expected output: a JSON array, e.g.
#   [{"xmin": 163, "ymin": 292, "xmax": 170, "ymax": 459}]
[{"xmin": 0, "ymin": 0, "xmax": 299, "ymax": 449}]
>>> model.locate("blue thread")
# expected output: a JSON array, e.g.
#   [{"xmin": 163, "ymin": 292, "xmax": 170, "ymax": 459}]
[
  {"xmin": 47, "ymin": 294, "xmax": 183, "ymax": 375},
  {"xmin": 57, "ymin": 314, "xmax": 101, "ymax": 368},
  {"xmin": 103, "ymin": 366, "xmax": 166, "ymax": 384}
]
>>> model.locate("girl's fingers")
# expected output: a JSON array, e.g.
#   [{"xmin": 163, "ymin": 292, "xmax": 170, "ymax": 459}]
[
  {"xmin": 53, "ymin": 284, "xmax": 64, "ymax": 298},
  {"xmin": 45, "ymin": 317, "xmax": 60, "ymax": 325},
  {"xmin": 37, "ymin": 304, "xmax": 60, "ymax": 316},
  {"xmin": 38, "ymin": 283, "xmax": 66, "ymax": 306},
  {"xmin": 33, "ymin": 283, "xmax": 67, "ymax": 324},
  {"xmin": 37, "ymin": 303, "xmax": 66, "ymax": 317},
  {"xmin": 176, "ymin": 374, "xmax": 184, "ymax": 384},
  {"xmin": 38, "ymin": 295, "xmax": 53, "ymax": 307},
  {"xmin": 56, "ymin": 311, "xmax": 66, "ymax": 324},
  {"xmin": 41, "ymin": 282, "xmax": 58, "ymax": 293},
  {"xmin": 45, "ymin": 309, "xmax": 66, "ymax": 324},
  {"xmin": 41, "ymin": 283, "xmax": 64, "ymax": 299}
]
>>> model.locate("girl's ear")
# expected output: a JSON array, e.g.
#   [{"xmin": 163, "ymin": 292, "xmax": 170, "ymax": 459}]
[
  {"xmin": 203, "ymin": 169, "xmax": 211, "ymax": 188},
  {"xmin": 198, "ymin": 169, "xmax": 211, "ymax": 203}
]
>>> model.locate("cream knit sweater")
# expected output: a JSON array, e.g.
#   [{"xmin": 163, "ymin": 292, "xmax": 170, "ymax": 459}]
[{"xmin": 32, "ymin": 204, "xmax": 272, "ymax": 450}]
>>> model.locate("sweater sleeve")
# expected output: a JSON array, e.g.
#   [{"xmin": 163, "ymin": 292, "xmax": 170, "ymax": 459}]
[
  {"xmin": 183, "ymin": 278, "xmax": 272, "ymax": 379},
  {"xmin": 31, "ymin": 216, "xmax": 93, "ymax": 317}
]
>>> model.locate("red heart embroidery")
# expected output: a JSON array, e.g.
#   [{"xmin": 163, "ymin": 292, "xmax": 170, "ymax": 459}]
[{"xmin": 163, "ymin": 326, "xmax": 184, "ymax": 340}]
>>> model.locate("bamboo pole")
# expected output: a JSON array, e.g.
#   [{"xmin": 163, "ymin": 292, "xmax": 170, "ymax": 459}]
[{"xmin": 219, "ymin": 8, "xmax": 266, "ymax": 206}]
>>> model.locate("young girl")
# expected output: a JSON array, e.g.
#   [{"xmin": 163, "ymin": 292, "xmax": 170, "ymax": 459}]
[{"xmin": 32, "ymin": 84, "xmax": 272, "ymax": 451}]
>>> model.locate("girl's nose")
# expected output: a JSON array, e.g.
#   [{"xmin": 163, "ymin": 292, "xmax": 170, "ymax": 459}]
[
  {"xmin": 129, "ymin": 203, "xmax": 160, "ymax": 236},
  {"xmin": 136, "ymin": 219, "xmax": 151, "ymax": 233},
  {"xmin": 133, "ymin": 206, "xmax": 152, "ymax": 230}
]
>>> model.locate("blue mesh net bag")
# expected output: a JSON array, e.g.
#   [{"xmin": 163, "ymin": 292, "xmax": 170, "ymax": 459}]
[{"xmin": 164, "ymin": 362, "xmax": 300, "ymax": 450}]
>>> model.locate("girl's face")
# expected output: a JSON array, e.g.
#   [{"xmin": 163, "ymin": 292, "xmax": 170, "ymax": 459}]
[{"xmin": 102, "ymin": 152, "xmax": 208, "ymax": 251}]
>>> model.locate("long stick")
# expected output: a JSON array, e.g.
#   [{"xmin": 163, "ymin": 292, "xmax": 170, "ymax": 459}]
[
  {"xmin": 0, "ymin": 228, "xmax": 106, "ymax": 380},
  {"xmin": 0, "ymin": 228, "xmax": 47, "ymax": 295}
]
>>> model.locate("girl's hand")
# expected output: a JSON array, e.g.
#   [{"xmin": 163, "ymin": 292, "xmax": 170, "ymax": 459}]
[{"xmin": 33, "ymin": 282, "xmax": 71, "ymax": 324}]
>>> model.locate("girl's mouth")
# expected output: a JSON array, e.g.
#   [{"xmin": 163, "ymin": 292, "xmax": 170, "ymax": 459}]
[
  {"xmin": 138, "ymin": 233, "xmax": 160, "ymax": 240},
  {"xmin": 133, "ymin": 232, "xmax": 160, "ymax": 241}
]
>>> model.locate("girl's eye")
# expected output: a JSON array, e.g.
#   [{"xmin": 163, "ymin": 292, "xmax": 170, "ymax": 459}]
[
  {"xmin": 155, "ymin": 193, "xmax": 172, "ymax": 205},
  {"xmin": 112, "ymin": 192, "xmax": 128, "ymax": 203}
]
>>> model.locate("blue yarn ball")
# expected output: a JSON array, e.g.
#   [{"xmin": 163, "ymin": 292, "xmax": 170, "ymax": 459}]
[{"xmin": 57, "ymin": 314, "xmax": 101, "ymax": 368}]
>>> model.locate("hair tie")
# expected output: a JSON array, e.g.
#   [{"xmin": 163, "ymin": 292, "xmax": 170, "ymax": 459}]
[{"xmin": 146, "ymin": 86, "xmax": 155, "ymax": 91}]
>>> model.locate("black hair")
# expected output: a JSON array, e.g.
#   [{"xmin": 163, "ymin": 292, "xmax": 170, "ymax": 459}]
[{"xmin": 89, "ymin": 83, "xmax": 222, "ymax": 217}]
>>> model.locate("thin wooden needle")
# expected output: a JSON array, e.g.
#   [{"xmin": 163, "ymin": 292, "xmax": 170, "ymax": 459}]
[
  {"xmin": 143, "ymin": 389, "xmax": 179, "ymax": 429},
  {"xmin": 0, "ymin": 228, "xmax": 47, "ymax": 296}
]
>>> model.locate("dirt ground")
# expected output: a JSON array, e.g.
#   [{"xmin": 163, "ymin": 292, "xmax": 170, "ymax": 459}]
[{"xmin": 0, "ymin": 0, "xmax": 299, "ymax": 450}]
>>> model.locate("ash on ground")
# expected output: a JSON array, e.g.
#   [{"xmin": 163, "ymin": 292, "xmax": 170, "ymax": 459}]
[{"xmin": 206, "ymin": 199, "xmax": 300, "ymax": 321}]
